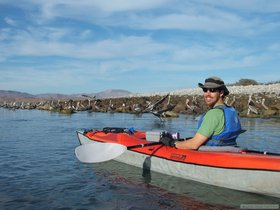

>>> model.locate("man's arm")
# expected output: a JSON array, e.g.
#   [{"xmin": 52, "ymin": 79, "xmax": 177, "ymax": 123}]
[
  {"xmin": 175, "ymin": 108, "xmax": 224, "ymax": 150},
  {"xmin": 175, "ymin": 132, "xmax": 209, "ymax": 150}
]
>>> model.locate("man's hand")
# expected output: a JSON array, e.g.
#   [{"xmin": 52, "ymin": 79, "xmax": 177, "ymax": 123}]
[{"xmin": 160, "ymin": 133, "xmax": 176, "ymax": 147}]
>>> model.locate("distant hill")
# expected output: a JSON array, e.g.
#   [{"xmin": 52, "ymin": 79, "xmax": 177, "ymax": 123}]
[
  {"xmin": 0, "ymin": 89, "xmax": 132, "ymax": 101},
  {"xmin": 36, "ymin": 93, "xmax": 78, "ymax": 100},
  {"xmin": 0, "ymin": 90, "xmax": 37, "ymax": 101},
  {"xmin": 36, "ymin": 89, "xmax": 132, "ymax": 99},
  {"xmin": 95, "ymin": 89, "xmax": 132, "ymax": 99},
  {"xmin": 0, "ymin": 90, "xmax": 35, "ymax": 98}
]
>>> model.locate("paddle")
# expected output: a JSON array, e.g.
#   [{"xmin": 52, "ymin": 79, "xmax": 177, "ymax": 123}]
[{"xmin": 75, "ymin": 142, "xmax": 162, "ymax": 163}]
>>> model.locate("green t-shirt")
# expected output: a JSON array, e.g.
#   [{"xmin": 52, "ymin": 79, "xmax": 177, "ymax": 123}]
[{"xmin": 197, "ymin": 108, "xmax": 225, "ymax": 138}]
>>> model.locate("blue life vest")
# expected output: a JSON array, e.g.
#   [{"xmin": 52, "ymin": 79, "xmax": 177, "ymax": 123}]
[{"xmin": 197, "ymin": 105, "xmax": 242, "ymax": 146}]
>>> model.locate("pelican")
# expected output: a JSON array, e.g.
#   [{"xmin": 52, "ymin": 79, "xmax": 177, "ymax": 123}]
[
  {"xmin": 227, "ymin": 96, "xmax": 236, "ymax": 106},
  {"xmin": 132, "ymin": 104, "xmax": 143, "ymax": 114},
  {"xmin": 247, "ymin": 95, "xmax": 258, "ymax": 115},
  {"xmin": 166, "ymin": 94, "xmax": 176, "ymax": 110},
  {"xmin": 261, "ymin": 98, "xmax": 269, "ymax": 110},
  {"xmin": 107, "ymin": 100, "xmax": 116, "ymax": 112},
  {"xmin": 145, "ymin": 94, "xmax": 176, "ymax": 121},
  {"xmin": 144, "ymin": 94, "xmax": 170, "ymax": 112},
  {"xmin": 185, "ymin": 96, "xmax": 200, "ymax": 114}
]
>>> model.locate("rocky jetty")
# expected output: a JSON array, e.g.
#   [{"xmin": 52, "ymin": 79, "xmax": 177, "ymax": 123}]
[{"xmin": 1, "ymin": 84, "xmax": 279, "ymax": 119}]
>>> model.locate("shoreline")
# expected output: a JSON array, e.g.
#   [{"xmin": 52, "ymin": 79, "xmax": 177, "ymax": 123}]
[{"xmin": 0, "ymin": 84, "xmax": 279, "ymax": 118}]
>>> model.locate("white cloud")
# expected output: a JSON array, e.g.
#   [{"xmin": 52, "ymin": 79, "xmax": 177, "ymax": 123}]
[
  {"xmin": 0, "ymin": 0, "xmax": 279, "ymax": 93},
  {"xmin": 268, "ymin": 43, "xmax": 280, "ymax": 52},
  {"xmin": 85, "ymin": 0, "xmax": 168, "ymax": 12},
  {"xmin": 3, "ymin": 0, "xmax": 279, "ymax": 35},
  {"xmin": 4, "ymin": 17, "xmax": 17, "ymax": 26},
  {"xmin": 80, "ymin": 29, "xmax": 92, "ymax": 39},
  {"xmin": 0, "ymin": 26, "xmax": 171, "ymax": 59},
  {"xmin": 0, "ymin": 26, "xmax": 276, "ymax": 75},
  {"xmin": 198, "ymin": 0, "xmax": 280, "ymax": 13}
]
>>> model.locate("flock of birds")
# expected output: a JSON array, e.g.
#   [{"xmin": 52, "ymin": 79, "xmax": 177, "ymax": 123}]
[
  {"xmin": 0, "ymin": 93, "xmax": 273, "ymax": 122},
  {"xmin": 68, "ymin": 93, "xmax": 271, "ymax": 121},
  {"xmin": 83, "ymin": 93, "xmax": 177, "ymax": 122}
]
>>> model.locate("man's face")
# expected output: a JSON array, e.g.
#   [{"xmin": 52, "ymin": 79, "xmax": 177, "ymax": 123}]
[{"xmin": 203, "ymin": 88, "xmax": 223, "ymax": 107}]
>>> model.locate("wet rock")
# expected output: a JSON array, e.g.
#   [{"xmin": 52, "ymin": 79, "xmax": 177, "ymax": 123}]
[{"xmin": 1, "ymin": 84, "xmax": 279, "ymax": 118}]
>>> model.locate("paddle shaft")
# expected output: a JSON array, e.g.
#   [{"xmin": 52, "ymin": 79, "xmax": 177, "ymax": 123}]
[
  {"xmin": 127, "ymin": 142, "xmax": 163, "ymax": 149},
  {"xmin": 127, "ymin": 137, "xmax": 191, "ymax": 150}
]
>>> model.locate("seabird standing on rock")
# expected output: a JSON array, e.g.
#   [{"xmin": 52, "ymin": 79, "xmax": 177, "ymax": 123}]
[
  {"xmin": 185, "ymin": 98, "xmax": 197, "ymax": 113},
  {"xmin": 225, "ymin": 95, "xmax": 236, "ymax": 106},
  {"xmin": 166, "ymin": 94, "xmax": 176, "ymax": 110},
  {"xmin": 185, "ymin": 96, "xmax": 200, "ymax": 114},
  {"xmin": 107, "ymin": 100, "xmax": 116, "ymax": 112},
  {"xmin": 261, "ymin": 98, "xmax": 269, "ymax": 110},
  {"xmin": 247, "ymin": 94, "xmax": 258, "ymax": 115},
  {"xmin": 132, "ymin": 103, "xmax": 143, "ymax": 114}
]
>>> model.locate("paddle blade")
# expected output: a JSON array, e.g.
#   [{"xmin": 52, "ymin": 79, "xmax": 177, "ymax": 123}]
[{"xmin": 75, "ymin": 143, "xmax": 127, "ymax": 163}]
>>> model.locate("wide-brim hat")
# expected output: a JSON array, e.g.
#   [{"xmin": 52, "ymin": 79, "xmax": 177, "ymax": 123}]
[{"xmin": 198, "ymin": 77, "xmax": 229, "ymax": 96}]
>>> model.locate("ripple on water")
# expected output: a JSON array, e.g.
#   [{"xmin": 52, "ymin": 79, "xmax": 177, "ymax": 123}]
[{"xmin": 0, "ymin": 108, "xmax": 279, "ymax": 209}]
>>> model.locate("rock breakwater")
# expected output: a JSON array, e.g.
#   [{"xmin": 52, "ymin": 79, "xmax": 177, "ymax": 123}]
[{"xmin": 1, "ymin": 84, "xmax": 279, "ymax": 119}]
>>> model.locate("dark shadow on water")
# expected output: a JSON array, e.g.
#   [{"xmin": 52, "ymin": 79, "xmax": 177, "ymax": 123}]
[
  {"xmin": 150, "ymin": 121, "xmax": 167, "ymax": 129},
  {"xmin": 91, "ymin": 160, "xmax": 280, "ymax": 209},
  {"xmin": 142, "ymin": 145, "xmax": 164, "ymax": 184},
  {"xmin": 142, "ymin": 157, "xmax": 151, "ymax": 183}
]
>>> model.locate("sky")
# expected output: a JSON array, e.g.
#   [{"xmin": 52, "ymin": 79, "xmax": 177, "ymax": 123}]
[{"xmin": 0, "ymin": 0, "xmax": 280, "ymax": 94}]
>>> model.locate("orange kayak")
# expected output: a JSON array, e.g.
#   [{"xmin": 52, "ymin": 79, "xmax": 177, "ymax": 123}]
[{"xmin": 76, "ymin": 128, "xmax": 280, "ymax": 198}]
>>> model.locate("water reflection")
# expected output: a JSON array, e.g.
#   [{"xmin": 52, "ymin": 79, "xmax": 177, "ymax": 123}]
[
  {"xmin": 92, "ymin": 160, "xmax": 280, "ymax": 209},
  {"xmin": 238, "ymin": 118, "xmax": 280, "ymax": 153}
]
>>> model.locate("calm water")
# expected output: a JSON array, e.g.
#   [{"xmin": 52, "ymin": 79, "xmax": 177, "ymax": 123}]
[{"xmin": 0, "ymin": 108, "xmax": 279, "ymax": 210}]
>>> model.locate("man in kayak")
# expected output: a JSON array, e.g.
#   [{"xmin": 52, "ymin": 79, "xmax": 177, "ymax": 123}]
[{"xmin": 160, "ymin": 76, "xmax": 243, "ymax": 149}]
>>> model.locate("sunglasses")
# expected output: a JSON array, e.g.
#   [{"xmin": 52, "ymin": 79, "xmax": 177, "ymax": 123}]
[{"xmin": 202, "ymin": 88, "xmax": 220, "ymax": 93}]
